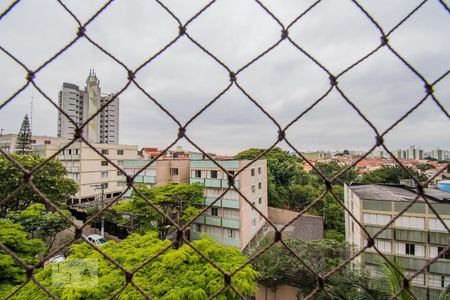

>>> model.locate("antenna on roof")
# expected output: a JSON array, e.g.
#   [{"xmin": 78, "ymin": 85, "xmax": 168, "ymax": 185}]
[{"xmin": 30, "ymin": 93, "xmax": 34, "ymax": 132}]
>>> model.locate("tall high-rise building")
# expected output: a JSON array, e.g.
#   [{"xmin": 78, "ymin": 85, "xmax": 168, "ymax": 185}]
[
  {"xmin": 431, "ymin": 149, "xmax": 444, "ymax": 161},
  {"xmin": 57, "ymin": 70, "xmax": 119, "ymax": 144}
]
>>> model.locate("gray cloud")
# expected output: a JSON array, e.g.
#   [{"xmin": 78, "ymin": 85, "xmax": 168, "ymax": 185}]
[{"xmin": 0, "ymin": 0, "xmax": 448, "ymax": 154}]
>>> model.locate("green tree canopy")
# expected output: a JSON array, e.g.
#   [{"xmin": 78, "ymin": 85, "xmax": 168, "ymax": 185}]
[
  {"xmin": 112, "ymin": 183, "xmax": 203, "ymax": 239},
  {"xmin": 6, "ymin": 203, "xmax": 72, "ymax": 251},
  {"xmin": 310, "ymin": 161, "xmax": 358, "ymax": 186},
  {"xmin": 0, "ymin": 219, "xmax": 45, "ymax": 285},
  {"xmin": 235, "ymin": 148, "xmax": 302, "ymax": 207},
  {"xmin": 360, "ymin": 165, "xmax": 427, "ymax": 184},
  {"xmin": 15, "ymin": 114, "xmax": 32, "ymax": 154},
  {"xmin": 6, "ymin": 232, "xmax": 257, "ymax": 300},
  {"xmin": 253, "ymin": 238, "xmax": 352, "ymax": 297},
  {"xmin": 0, "ymin": 154, "xmax": 78, "ymax": 217}
]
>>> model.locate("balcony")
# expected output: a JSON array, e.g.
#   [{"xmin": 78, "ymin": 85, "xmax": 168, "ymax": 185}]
[
  {"xmin": 222, "ymin": 219, "xmax": 240, "ymax": 229},
  {"xmin": 189, "ymin": 178, "xmax": 240, "ymax": 189},
  {"xmin": 223, "ymin": 237, "xmax": 240, "ymax": 248},
  {"xmin": 205, "ymin": 216, "xmax": 221, "ymax": 226},
  {"xmin": 58, "ymin": 154, "xmax": 80, "ymax": 160},
  {"xmin": 190, "ymin": 160, "xmax": 239, "ymax": 169}
]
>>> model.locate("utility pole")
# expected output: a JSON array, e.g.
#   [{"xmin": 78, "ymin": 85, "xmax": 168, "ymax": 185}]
[{"xmin": 91, "ymin": 183, "xmax": 107, "ymax": 237}]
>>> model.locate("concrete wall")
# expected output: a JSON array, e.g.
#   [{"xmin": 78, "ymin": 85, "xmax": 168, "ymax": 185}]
[
  {"xmin": 156, "ymin": 159, "xmax": 190, "ymax": 185},
  {"xmin": 267, "ymin": 207, "xmax": 323, "ymax": 240},
  {"xmin": 255, "ymin": 284, "xmax": 300, "ymax": 300}
]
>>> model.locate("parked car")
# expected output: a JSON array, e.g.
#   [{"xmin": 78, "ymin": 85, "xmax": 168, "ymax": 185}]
[
  {"xmin": 87, "ymin": 234, "xmax": 108, "ymax": 246},
  {"xmin": 44, "ymin": 254, "xmax": 65, "ymax": 267}
]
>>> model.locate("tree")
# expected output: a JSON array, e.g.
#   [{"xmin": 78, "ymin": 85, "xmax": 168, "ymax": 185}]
[
  {"xmin": 7, "ymin": 232, "xmax": 258, "ymax": 299},
  {"xmin": 360, "ymin": 165, "xmax": 427, "ymax": 184},
  {"xmin": 235, "ymin": 148, "xmax": 302, "ymax": 207},
  {"xmin": 416, "ymin": 163, "xmax": 435, "ymax": 171},
  {"xmin": 112, "ymin": 183, "xmax": 203, "ymax": 239},
  {"xmin": 0, "ymin": 154, "xmax": 78, "ymax": 217},
  {"xmin": 15, "ymin": 115, "xmax": 32, "ymax": 154},
  {"xmin": 310, "ymin": 161, "xmax": 358, "ymax": 186},
  {"xmin": 6, "ymin": 203, "xmax": 72, "ymax": 251},
  {"xmin": 253, "ymin": 238, "xmax": 353, "ymax": 298},
  {"xmin": 0, "ymin": 219, "xmax": 45, "ymax": 285}
]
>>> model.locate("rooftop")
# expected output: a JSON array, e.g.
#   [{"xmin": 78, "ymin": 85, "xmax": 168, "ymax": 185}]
[{"xmin": 348, "ymin": 184, "xmax": 450, "ymax": 204}]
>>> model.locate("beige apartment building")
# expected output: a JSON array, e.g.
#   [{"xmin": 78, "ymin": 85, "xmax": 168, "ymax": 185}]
[
  {"xmin": 58, "ymin": 142, "xmax": 138, "ymax": 204},
  {"xmin": 0, "ymin": 133, "xmax": 66, "ymax": 156},
  {"xmin": 189, "ymin": 154, "xmax": 268, "ymax": 251},
  {"xmin": 345, "ymin": 183, "xmax": 450, "ymax": 299}
]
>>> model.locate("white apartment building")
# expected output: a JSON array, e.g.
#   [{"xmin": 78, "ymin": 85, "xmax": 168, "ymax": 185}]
[
  {"xmin": 345, "ymin": 183, "xmax": 450, "ymax": 300},
  {"xmin": 0, "ymin": 133, "xmax": 66, "ymax": 156},
  {"xmin": 57, "ymin": 70, "xmax": 119, "ymax": 144}
]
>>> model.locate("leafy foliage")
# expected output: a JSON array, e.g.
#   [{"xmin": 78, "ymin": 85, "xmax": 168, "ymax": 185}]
[
  {"xmin": 15, "ymin": 115, "xmax": 32, "ymax": 154},
  {"xmin": 235, "ymin": 148, "xmax": 302, "ymax": 207},
  {"xmin": 6, "ymin": 203, "xmax": 72, "ymax": 251},
  {"xmin": 0, "ymin": 154, "xmax": 78, "ymax": 217},
  {"xmin": 112, "ymin": 183, "xmax": 203, "ymax": 238},
  {"xmin": 311, "ymin": 161, "xmax": 358, "ymax": 186},
  {"xmin": 0, "ymin": 219, "xmax": 45, "ymax": 284},
  {"xmin": 7, "ymin": 232, "xmax": 257, "ymax": 299},
  {"xmin": 360, "ymin": 165, "xmax": 427, "ymax": 184},
  {"xmin": 253, "ymin": 238, "xmax": 351, "ymax": 297}
]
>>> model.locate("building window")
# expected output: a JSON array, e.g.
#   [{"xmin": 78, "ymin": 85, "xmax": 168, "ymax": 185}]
[
  {"xmin": 101, "ymin": 171, "xmax": 108, "ymax": 178},
  {"xmin": 375, "ymin": 240, "xmax": 392, "ymax": 253},
  {"xmin": 170, "ymin": 168, "xmax": 179, "ymax": 176},
  {"xmin": 211, "ymin": 207, "xmax": 219, "ymax": 217},
  {"xmin": 251, "ymin": 168, "xmax": 255, "ymax": 176},
  {"xmin": 430, "ymin": 246, "xmax": 450, "ymax": 259},
  {"xmin": 101, "ymin": 149, "xmax": 109, "ymax": 155},
  {"xmin": 101, "ymin": 161, "xmax": 108, "ymax": 166},
  {"xmin": 194, "ymin": 170, "xmax": 201, "ymax": 178},
  {"xmin": 117, "ymin": 150, "xmax": 124, "ymax": 155},
  {"xmin": 251, "ymin": 185, "xmax": 255, "ymax": 193},
  {"xmin": 210, "ymin": 170, "xmax": 218, "ymax": 179},
  {"xmin": 117, "ymin": 160, "xmax": 123, "ymax": 166},
  {"xmin": 258, "ymin": 182, "xmax": 262, "ymax": 190},
  {"xmin": 429, "ymin": 274, "xmax": 450, "ymax": 288},
  {"xmin": 258, "ymin": 167, "xmax": 261, "ymax": 174},
  {"xmin": 195, "ymin": 224, "xmax": 202, "ymax": 232},
  {"xmin": 397, "ymin": 243, "xmax": 424, "ymax": 257},
  {"xmin": 363, "ymin": 213, "xmax": 391, "ymax": 226},
  {"xmin": 428, "ymin": 218, "xmax": 450, "ymax": 232},
  {"xmin": 31, "ymin": 139, "xmax": 36, "ymax": 144},
  {"xmin": 223, "ymin": 208, "xmax": 239, "ymax": 219},
  {"xmin": 227, "ymin": 229, "xmax": 236, "ymax": 238},
  {"xmin": 405, "ymin": 272, "xmax": 425, "ymax": 286},
  {"xmin": 395, "ymin": 216, "xmax": 425, "ymax": 230},
  {"xmin": 258, "ymin": 197, "xmax": 262, "ymax": 204},
  {"xmin": 252, "ymin": 218, "xmax": 256, "ymax": 226},
  {"xmin": 204, "ymin": 226, "xmax": 221, "ymax": 236},
  {"xmin": 44, "ymin": 140, "xmax": 51, "ymax": 145},
  {"xmin": 117, "ymin": 170, "xmax": 122, "ymax": 176}
]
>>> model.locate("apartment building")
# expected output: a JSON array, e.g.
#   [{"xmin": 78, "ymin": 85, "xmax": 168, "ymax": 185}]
[
  {"xmin": 189, "ymin": 154, "xmax": 268, "ymax": 251},
  {"xmin": 345, "ymin": 183, "xmax": 450, "ymax": 299},
  {"xmin": 118, "ymin": 159, "xmax": 191, "ymax": 196},
  {"xmin": 0, "ymin": 133, "xmax": 66, "ymax": 155},
  {"xmin": 57, "ymin": 70, "xmax": 119, "ymax": 144},
  {"xmin": 59, "ymin": 142, "xmax": 138, "ymax": 204}
]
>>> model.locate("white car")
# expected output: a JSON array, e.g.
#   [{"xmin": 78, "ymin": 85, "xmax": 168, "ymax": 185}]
[
  {"xmin": 44, "ymin": 254, "xmax": 65, "ymax": 267},
  {"xmin": 87, "ymin": 234, "xmax": 108, "ymax": 245}
]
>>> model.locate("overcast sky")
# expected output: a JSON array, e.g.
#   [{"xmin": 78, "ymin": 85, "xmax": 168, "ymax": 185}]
[{"xmin": 0, "ymin": 0, "xmax": 449, "ymax": 155}]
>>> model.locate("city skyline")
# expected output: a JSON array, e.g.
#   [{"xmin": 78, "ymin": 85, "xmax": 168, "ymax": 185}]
[{"xmin": 1, "ymin": 0, "xmax": 449, "ymax": 154}]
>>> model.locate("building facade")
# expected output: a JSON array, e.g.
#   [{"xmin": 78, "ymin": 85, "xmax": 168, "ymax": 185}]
[
  {"xmin": 189, "ymin": 154, "xmax": 268, "ymax": 251},
  {"xmin": 57, "ymin": 70, "xmax": 119, "ymax": 144},
  {"xmin": 59, "ymin": 142, "xmax": 138, "ymax": 204},
  {"xmin": 0, "ymin": 133, "xmax": 66, "ymax": 156},
  {"xmin": 345, "ymin": 184, "xmax": 450, "ymax": 299}
]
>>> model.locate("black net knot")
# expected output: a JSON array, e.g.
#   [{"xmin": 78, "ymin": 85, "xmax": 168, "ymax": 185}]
[
  {"xmin": 26, "ymin": 71, "xmax": 35, "ymax": 81},
  {"xmin": 178, "ymin": 127, "xmax": 186, "ymax": 138},
  {"xmin": 424, "ymin": 83, "xmax": 433, "ymax": 94},
  {"xmin": 329, "ymin": 75, "xmax": 337, "ymax": 86},
  {"xmin": 227, "ymin": 174, "xmax": 235, "ymax": 186},
  {"xmin": 23, "ymin": 171, "xmax": 32, "ymax": 184},
  {"xmin": 229, "ymin": 71, "xmax": 236, "ymax": 82},
  {"xmin": 375, "ymin": 135, "xmax": 384, "ymax": 147},
  {"xmin": 380, "ymin": 35, "xmax": 388, "ymax": 46},
  {"xmin": 278, "ymin": 130, "xmax": 285, "ymax": 141},
  {"xmin": 274, "ymin": 230, "xmax": 282, "ymax": 242},
  {"xmin": 77, "ymin": 26, "xmax": 86, "ymax": 37},
  {"xmin": 125, "ymin": 270, "xmax": 133, "ymax": 283},
  {"xmin": 74, "ymin": 127, "xmax": 83, "ymax": 140},
  {"xmin": 127, "ymin": 70, "xmax": 135, "ymax": 80},
  {"xmin": 281, "ymin": 29, "xmax": 289, "ymax": 40},
  {"xmin": 178, "ymin": 25, "xmax": 186, "ymax": 36},
  {"xmin": 224, "ymin": 273, "xmax": 231, "ymax": 285},
  {"xmin": 126, "ymin": 175, "xmax": 133, "ymax": 188},
  {"xmin": 366, "ymin": 237, "xmax": 374, "ymax": 248}
]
